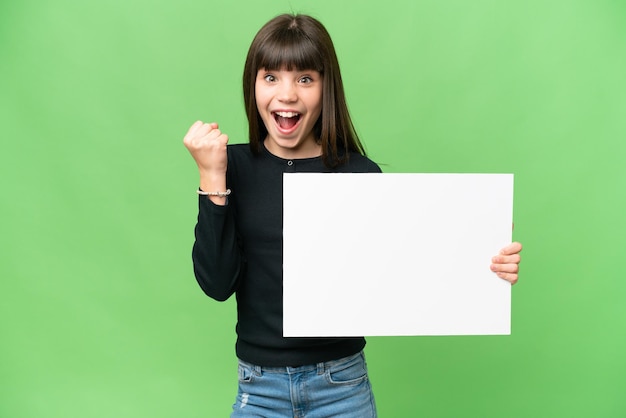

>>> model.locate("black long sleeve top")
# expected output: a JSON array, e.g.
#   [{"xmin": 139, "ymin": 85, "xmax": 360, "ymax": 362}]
[{"xmin": 192, "ymin": 143, "xmax": 382, "ymax": 366}]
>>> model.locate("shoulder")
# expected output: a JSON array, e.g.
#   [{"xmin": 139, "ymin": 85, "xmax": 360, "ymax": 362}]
[
  {"xmin": 227, "ymin": 143, "xmax": 253, "ymax": 158},
  {"xmin": 225, "ymin": 144, "xmax": 253, "ymax": 182},
  {"xmin": 340, "ymin": 152, "xmax": 382, "ymax": 173},
  {"xmin": 226, "ymin": 143, "xmax": 258, "ymax": 167},
  {"xmin": 226, "ymin": 143, "xmax": 277, "ymax": 181}
]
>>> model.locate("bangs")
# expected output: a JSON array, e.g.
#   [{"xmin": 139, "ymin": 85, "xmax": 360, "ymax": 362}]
[{"xmin": 255, "ymin": 30, "xmax": 324, "ymax": 73}]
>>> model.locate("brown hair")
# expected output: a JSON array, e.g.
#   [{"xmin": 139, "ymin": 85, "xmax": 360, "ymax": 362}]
[{"xmin": 242, "ymin": 14, "xmax": 366, "ymax": 168}]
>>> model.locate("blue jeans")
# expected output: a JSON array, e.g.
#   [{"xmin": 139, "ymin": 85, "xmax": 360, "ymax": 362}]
[{"xmin": 231, "ymin": 351, "xmax": 377, "ymax": 417}]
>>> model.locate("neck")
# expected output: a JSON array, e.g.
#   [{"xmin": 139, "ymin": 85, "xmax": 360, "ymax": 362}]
[{"xmin": 263, "ymin": 137, "xmax": 322, "ymax": 160}]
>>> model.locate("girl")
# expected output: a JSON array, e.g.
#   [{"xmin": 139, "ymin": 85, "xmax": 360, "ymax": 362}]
[{"xmin": 184, "ymin": 13, "xmax": 522, "ymax": 418}]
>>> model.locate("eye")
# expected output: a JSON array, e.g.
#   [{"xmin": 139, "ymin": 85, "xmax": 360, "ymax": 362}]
[
  {"xmin": 298, "ymin": 76, "xmax": 313, "ymax": 84},
  {"xmin": 263, "ymin": 74, "xmax": 277, "ymax": 82}
]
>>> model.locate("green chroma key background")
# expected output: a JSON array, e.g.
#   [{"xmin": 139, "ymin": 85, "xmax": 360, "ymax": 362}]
[{"xmin": 1, "ymin": 0, "xmax": 624, "ymax": 417}]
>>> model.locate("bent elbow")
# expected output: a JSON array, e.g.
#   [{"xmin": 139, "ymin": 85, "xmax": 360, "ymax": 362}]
[
  {"xmin": 193, "ymin": 264, "xmax": 240, "ymax": 302},
  {"xmin": 208, "ymin": 290, "xmax": 232, "ymax": 302}
]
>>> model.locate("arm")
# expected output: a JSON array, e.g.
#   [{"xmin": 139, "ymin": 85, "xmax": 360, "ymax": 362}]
[
  {"xmin": 184, "ymin": 121, "xmax": 243, "ymax": 300},
  {"xmin": 191, "ymin": 197, "xmax": 243, "ymax": 301},
  {"xmin": 184, "ymin": 121, "xmax": 229, "ymax": 205}
]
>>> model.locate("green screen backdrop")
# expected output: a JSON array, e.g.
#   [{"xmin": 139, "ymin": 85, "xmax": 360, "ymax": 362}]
[{"xmin": 1, "ymin": 0, "xmax": 625, "ymax": 417}]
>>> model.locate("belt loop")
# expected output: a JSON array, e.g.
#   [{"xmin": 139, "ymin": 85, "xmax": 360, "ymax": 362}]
[
  {"xmin": 254, "ymin": 364, "xmax": 262, "ymax": 377},
  {"xmin": 317, "ymin": 361, "xmax": 325, "ymax": 375}
]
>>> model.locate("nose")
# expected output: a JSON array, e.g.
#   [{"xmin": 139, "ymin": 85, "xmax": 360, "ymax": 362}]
[{"xmin": 277, "ymin": 80, "xmax": 297, "ymax": 102}]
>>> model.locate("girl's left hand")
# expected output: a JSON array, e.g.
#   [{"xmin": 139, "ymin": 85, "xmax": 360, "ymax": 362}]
[{"xmin": 490, "ymin": 242, "xmax": 522, "ymax": 285}]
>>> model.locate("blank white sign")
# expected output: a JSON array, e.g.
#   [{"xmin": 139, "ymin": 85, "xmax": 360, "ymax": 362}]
[{"xmin": 283, "ymin": 173, "xmax": 513, "ymax": 337}]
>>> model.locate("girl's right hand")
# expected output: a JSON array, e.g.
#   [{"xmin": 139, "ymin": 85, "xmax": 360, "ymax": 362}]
[{"xmin": 183, "ymin": 120, "xmax": 229, "ymax": 176}]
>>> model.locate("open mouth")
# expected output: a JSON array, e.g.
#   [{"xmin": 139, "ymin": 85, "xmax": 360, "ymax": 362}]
[{"xmin": 273, "ymin": 111, "xmax": 301, "ymax": 131}]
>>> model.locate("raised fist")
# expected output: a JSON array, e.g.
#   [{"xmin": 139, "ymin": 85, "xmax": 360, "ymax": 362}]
[{"xmin": 183, "ymin": 121, "xmax": 228, "ymax": 176}]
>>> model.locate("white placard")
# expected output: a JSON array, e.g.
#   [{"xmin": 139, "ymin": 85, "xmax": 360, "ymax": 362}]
[{"xmin": 283, "ymin": 173, "xmax": 513, "ymax": 337}]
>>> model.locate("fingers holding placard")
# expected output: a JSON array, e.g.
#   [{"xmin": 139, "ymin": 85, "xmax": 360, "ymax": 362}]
[{"xmin": 490, "ymin": 242, "xmax": 523, "ymax": 285}]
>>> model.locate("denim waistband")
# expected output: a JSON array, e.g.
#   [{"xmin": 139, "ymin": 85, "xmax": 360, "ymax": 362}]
[{"xmin": 238, "ymin": 350, "xmax": 364, "ymax": 375}]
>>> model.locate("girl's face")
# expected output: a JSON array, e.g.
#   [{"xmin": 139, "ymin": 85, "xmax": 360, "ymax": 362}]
[{"xmin": 255, "ymin": 67, "xmax": 323, "ymax": 159}]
